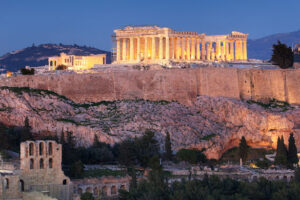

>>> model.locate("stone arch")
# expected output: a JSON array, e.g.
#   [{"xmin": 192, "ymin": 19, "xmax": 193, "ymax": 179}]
[
  {"xmin": 48, "ymin": 142, "xmax": 53, "ymax": 155},
  {"xmin": 39, "ymin": 142, "xmax": 44, "ymax": 155},
  {"xmin": 19, "ymin": 180, "xmax": 24, "ymax": 192},
  {"xmin": 93, "ymin": 187, "xmax": 99, "ymax": 196},
  {"xmin": 39, "ymin": 158, "xmax": 44, "ymax": 169},
  {"xmin": 63, "ymin": 179, "xmax": 67, "ymax": 185},
  {"xmin": 283, "ymin": 176, "xmax": 287, "ymax": 181},
  {"xmin": 111, "ymin": 185, "xmax": 117, "ymax": 195},
  {"xmin": 120, "ymin": 184, "xmax": 126, "ymax": 190},
  {"xmin": 30, "ymin": 158, "xmax": 34, "ymax": 169},
  {"xmin": 78, "ymin": 188, "xmax": 83, "ymax": 195},
  {"xmin": 29, "ymin": 142, "xmax": 34, "ymax": 156},
  {"xmin": 49, "ymin": 158, "xmax": 53, "ymax": 169},
  {"xmin": 275, "ymin": 176, "xmax": 279, "ymax": 180},
  {"xmin": 86, "ymin": 187, "xmax": 92, "ymax": 193},
  {"xmin": 102, "ymin": 186, "xmax": 108, "ymax": 196}
]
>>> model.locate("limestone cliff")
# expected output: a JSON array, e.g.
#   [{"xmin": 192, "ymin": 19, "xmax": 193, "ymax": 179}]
[{"xmin": 0, "ymin": 87, "xmax": 299, "ymax": 159}]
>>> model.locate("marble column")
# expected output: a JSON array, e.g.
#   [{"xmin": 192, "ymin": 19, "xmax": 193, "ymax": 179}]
[
  {"xmin": 144, "ymin": 37, "xmax": 148, "ymax": 60},
  {"xmin": 152, "ymin": 36, "xmax": 156, "ymax": 60},
  {"xmin": 201, "ymin": 41, "xmax": 205, "ymax": 60},
  {"xmin": 196, "ymin": 38, "xmax": 200, "ymax": 60},
  {"xmin": 187, "ymin": 38, "xmax": 191, "ymax": 60},
  {"xmin": 243, "ymin": 40, "xmax": 247, "ymax": 61},
  {"xmin": 225, "ymin": 41, "xmax": 229, "ymax": 61},
  {"xmin": 191, "ymin": 38, "xmax": 195, "ymax": 60},
  {"xmin": 230, "ymin": 41, "xmax": 234, "ymax": 61},
  {"xmin": 166, "ymin": 37, "xmax": 170, "ymax": 59},
  {"xmin": 116, "ymin": 39, "xmax": 121, "ymax": 62},
  {"xmin": 122, "ymin": 38, "xmax": 127, "ymax": 61},
  {"xmin": 130, "ymin": 38, "xmax": 134, "ymax": 61},
  {"xmin": 159, "ymin": 37, "xmax": 163, "ymax": 59},
  {"xmin": 221, "ymin": 41, "xmax": 225, "ymax": 61},
  {"xmin": 207, "ymin": 42, "xmax": 212, "ymax": 61},
  {"xmin": 181, "ymin": 37, "xmax": 185, "ymax": 60},
  {"xmin": 176, "ymin": 37, "xmax": 180, "ymax": 59},
  {"xmin": 216, "ymin": 41, "xmax": 220, "ymax": 61},
  {"xmin": 137, "ymin": 37, "xmax": 140, "ymax": 61}
]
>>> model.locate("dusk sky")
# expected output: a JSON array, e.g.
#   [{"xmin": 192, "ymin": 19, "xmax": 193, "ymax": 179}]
[{"xmin": 1, "ymin": 0, "xmax": 300, "ymax": 56}]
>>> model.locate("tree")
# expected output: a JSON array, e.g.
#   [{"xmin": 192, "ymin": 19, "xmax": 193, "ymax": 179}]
[
  {"xmin": 20, "ymin": 68, "xmax": 35, "ymax": 75},
  {"xmin": 118, "ymin": 139, "xmax": 137, "ymax": 167},
  {"xmin": 21, "ymin": 117, "xmax": 33, "ymax": 142},
  {"xmin": 56, "ymin": 64, "xmax": 67, "ymax": 70},
  {"xmin": 164, "ymin": 132, "xmax": 172, "ymax": 161},
  {"xmin": 239, "ymin": 136, "xmax": 249, "ymax": 163},
  {"xmin": 80, "ymin": 192, "xmax": 94, "ymax": 200},
  {"xmin": 288, "ymin": 133, "xmax": 298, "ymax": 166},
  {"xmin": 69, "ymin": 160, "xmax": 84, "ymax": 179},
  {"xmin": 271, "ymin": 41, "xmax": 294, "ymax": 69},
  {"xmin": 275, "ymin": 136, "xmax": 288, "ymax": 166},
  {"xmin": 176, "ymin": 149, "xmax": 207, "ymax": 164}
]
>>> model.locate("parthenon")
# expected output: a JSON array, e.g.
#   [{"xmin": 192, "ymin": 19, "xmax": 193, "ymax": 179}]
[{"xmin": 113, "ymin": 26, "xmax": 248, "ymax": 64}]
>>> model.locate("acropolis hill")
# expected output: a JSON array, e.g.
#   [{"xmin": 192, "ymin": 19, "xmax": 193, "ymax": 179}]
[{"xmin": 0, "ymin": 26, "xmax": 300, "ymax": 159}]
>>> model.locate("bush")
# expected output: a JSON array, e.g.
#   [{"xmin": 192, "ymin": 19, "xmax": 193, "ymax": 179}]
[
  {"xmin": 20, "ymin": 68, "xmax": 35, "ymax": 75},
  {"xmin": 56, "ymin": 64, "xmax": 68, "ymax": 70},
  {"xmin": 80, "ymin": 192, "xmax": 94, "ymax": 200},
  {"xmin": 176, "ymin": 149, "xmax": 207, "ymax": 164}
]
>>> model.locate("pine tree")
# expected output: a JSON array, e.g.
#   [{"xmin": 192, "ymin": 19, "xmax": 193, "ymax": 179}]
[
  {"xmin": 275, "ymin": 136, "xmax": 288, "ymax": 166},
  {"xmin": 21, "ymin": 117, "xmax": 33, "ymax": 141},
  {"xmin": 165, "ymin": 132, "xmax": 172, "ymax": 161},
  {"xmin": 239, "ymin": 136, "xmax": 248, "ymax": 163},
  {"xmin": 271, "ymin": 40, "xmax": 294, "ymax": 69},
  {"xmin": 93, "ymin": 134, "xmax": 100, "ymax": 147},
  {"xmin": 60, "ymin": 130, "xmax": 65, "ymax": 145},
  {"xmin": 288, "ymin": 133, "xmax": 299, "ymax": 166}
]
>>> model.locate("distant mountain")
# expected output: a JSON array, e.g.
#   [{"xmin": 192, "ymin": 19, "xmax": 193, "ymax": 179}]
[
  {"xmin": 0, "ymin": 44, "xmax": 112, "ymax": 72},
  {"xmin": 248, "ymin": 30, "xmax": 300, "ymax": 60}
]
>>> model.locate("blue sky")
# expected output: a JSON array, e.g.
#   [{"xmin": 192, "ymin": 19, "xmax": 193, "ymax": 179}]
[{"xmin": 1, "ymin": 0, "xmax": 300, "ymax": 55}]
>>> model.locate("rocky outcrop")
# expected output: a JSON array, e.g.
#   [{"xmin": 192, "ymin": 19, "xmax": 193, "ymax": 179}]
[{"xmin": 0, "ymin": 87, "xmax": 299, "ymax": 159}]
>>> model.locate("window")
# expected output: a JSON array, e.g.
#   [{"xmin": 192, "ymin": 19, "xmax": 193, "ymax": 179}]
[
  {"xmin": 48, "ymin": 142, "xmax": 53, "ymax": 155},
  {"xmin": 39, "ymin": 158, "xmax": 44, "ymax": 169},
  {"xmin": 39, "ymin": 142, "xmax": 44, "ymax": 155},
  {"xmin": 20, "ymin": 180, "xmax": 24, "ymax": 192},
  {"xmin": 4, "ymin": 178, "xmax": 9, "ymax": 189},
  {"xmin": 29, "ymin": 143, "xmax": 34, "ymax": 156},
  {"xmin": 49, "ymin": 158, "xmax": 53, "ymax": 169},
  {"xmin": 30, "ymin": 159, "xmax": 34, "ymax": 169},
  {"xmin": 111, "ymin": 185, "xmax": 117, "ymax": 195}
]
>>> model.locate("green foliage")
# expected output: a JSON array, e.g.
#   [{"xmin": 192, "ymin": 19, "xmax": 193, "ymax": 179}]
[
  {"xmin": 164, "ymin": 132, "xmax": 172, "ymax": 161},
  {"xmin": 200, "ymin": 134, "xmax": 216, "ymax": 141},
  {"xmin": 247, "ymin": 98, "xmax": 291, "ymax": 112},
  {"xmin": 20, "ymin": 68, "xmax": 35, "ymax": 75},
  {"xmin": 69, "ymin": 160, "xmax": 84, "ymax": 179},
  {"xmin": 176, "ymin": 149, "xmax": 207, "ymax": 164},
  {"xmin": 275, "ymin": 136, "xmax": 288, "ymax": 166},
  {"xmin": 84, "ymin": 169, "xmax": 126, "ymax": 178},
  {"xmin": 288, "ymin": 133, "xmax": 299, "ymax": 166},
  {"xmin": 118, "ymin": 139, "xmax": 137, "ymax": 167},
  {"xmin": 80, "ymin": 192, "xmax": 94, "ymax": 200},
  {"xmin": 271, "ymin": 40, "xmax": 294, "ymax": 69},
  {"xmin": 239, "ymin": 136, "xmax": 249, "ymax": 163}
]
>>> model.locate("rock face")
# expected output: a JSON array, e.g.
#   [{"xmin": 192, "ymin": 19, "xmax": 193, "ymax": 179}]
[{"xmin": 0, "ymin": 87, "xmax": 299, "ymax": 159}]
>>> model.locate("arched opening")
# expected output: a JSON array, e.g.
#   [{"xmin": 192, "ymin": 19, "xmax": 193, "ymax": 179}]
[
  {"xmin": 283, "ymin": 176, "xmax": 287, "ymax": 181},
  {"xmin": 29, "ymin": 143, "xmax": 34, "ymax": 156},
  {"xmin": 111, "ymin": 185, "xmax": 117, "ymax": 195},
  {"xmin": 78, "ymin": 188, "xmax": 83, "ymax": 195},
  {"xmin": 30, "ymin": 159, "xmax": 34, "ymax": 169},
  {"xmin": 49, "ymin": 158, "xmax": 53, "ymax": 169},
  {"xmin": 39, "ymin": 142, "xmax": 44, "ymax": 155},
  {"xmin": 39, "ymin": 158, "xmax": 44, "ymax": 169},
  {"xmin": 120, "ymin": 184, "xmax": 126, "ymax": 190},
  {"xmin": 20, "ymin": 180, "xmax": 24, "ymax": 192},
  {"xmin": 48, "ymin": 142, "xmax": 53, "ymax": 155},
  {"xmin": 63, "ymin": 179, "xmax": 67, "ymax": 185},
  {"xmin": 86, "ymin": 187, "xmax": 91, "ymax": 193},
  {"xmin": 275, "ymin": 176, "xmax": 279, "ymax": 180},
  {"xmin": 93, "ymin": 187, "xmax": 99, "ymax": 196},
  {"xmin": 4, "ymin": 178, "xmax": 9, "ymax": 189},
  {"xmin": 102, "ymin": 186, "xmax": 108, "ymax": 196}
]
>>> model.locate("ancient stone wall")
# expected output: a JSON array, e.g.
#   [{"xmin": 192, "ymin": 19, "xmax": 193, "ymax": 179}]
[{"xmin": 0, "ymin": 67, "xmax": 299, "ymax": 105}]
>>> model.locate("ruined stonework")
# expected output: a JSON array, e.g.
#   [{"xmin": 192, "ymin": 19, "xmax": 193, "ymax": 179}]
[
  {"xmin": 0, "ymin": 140, "xmax": 72, "ymax": 200},
  {"xmin": 0, "ymin": 67, "xmax": 300, "ymax": 106},
  {"xmin": 72, "ymin": 176, "xmax": 130, "ymax": 199}
]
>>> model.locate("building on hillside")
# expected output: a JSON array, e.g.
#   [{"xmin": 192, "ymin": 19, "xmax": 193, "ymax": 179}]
[
  {"xmin": 112, "ymin": 26, "xmax": 248, "ymax": 65},
  {"xmin": 48, "ymin": 53, "xmax": 106, "ymax": 71},
  {"xmin": 293, "ymin": 43, "xmax": 300, "ymax": 68}
]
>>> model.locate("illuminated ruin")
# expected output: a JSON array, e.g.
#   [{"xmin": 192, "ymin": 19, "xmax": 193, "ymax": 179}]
[{"xmin": 113, "ymin": 26, "xmax": 248, "ymax": 64}]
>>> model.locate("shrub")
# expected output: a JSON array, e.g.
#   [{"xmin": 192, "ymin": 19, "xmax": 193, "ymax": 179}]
[
  {"xmin": 176, "ymin": 149, "xmax": 207, "ymax": 164},
  {"xmin": 20, "ymin": 68, "xmax": 35, "ymax": 75}
]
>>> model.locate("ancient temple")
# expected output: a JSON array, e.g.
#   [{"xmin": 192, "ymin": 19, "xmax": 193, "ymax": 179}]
[{"xmin": 113, "ymin": 26, "xmax": 248, "ymax": 64}]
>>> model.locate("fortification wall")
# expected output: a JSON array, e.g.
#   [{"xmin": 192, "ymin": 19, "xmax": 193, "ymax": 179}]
[{"xmin": 0, "ymin": 67, "xmax": 299, "ymax": 105}]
